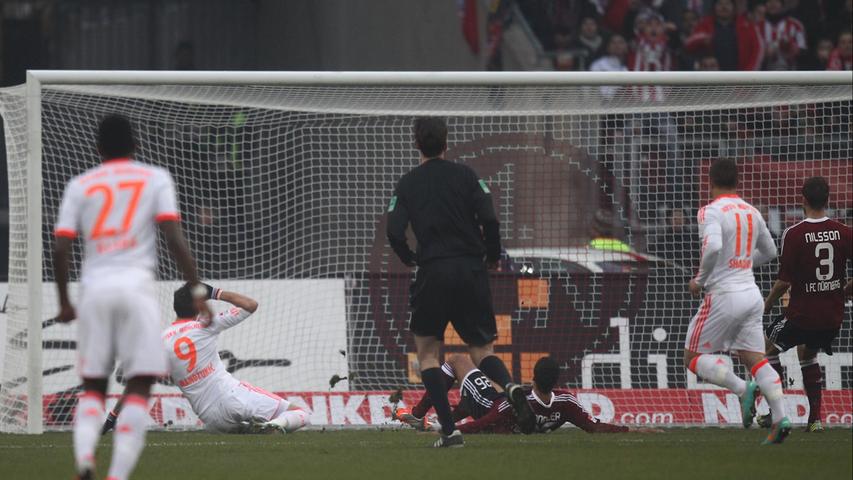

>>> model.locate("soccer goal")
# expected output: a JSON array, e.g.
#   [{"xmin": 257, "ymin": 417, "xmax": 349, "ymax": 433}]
[{"xmin": 0, "ymin": 71, "xmax": 851, "ymax": 433}]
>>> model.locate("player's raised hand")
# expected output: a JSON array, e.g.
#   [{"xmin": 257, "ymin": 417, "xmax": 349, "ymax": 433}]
[
  {"xmin": 56, "ymin": 302, "xmax": 76, "ymax": 323},
  {"xmin": 688, "ymin": 279, "xmax": 702, "ymax": 297}
]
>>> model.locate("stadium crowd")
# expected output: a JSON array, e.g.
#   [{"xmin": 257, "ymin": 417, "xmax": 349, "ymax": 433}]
[{"xmin": 518, "ymin": 0, "xmax": 853, "ymax": 72}]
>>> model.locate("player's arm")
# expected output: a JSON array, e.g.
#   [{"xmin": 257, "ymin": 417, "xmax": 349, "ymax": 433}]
[
  {"xmin": 470, "ymin": 170, "xmax": 501, "ymax": 266},
  {"xmin": 764, "ymin": 280, "xmax": 791, "ymax": 314},
  {"xmin": 386, "ymin": 184, "xmax": 416, "ymax": 267},
  {"xmin": 203, "ymin": 286, "xmax": 258, "ymax": 333},
  {"xmin": 54, "ymin": 236, "xmax": 75, "ymax": 322},
  {"xmin": 218, "ymin": 290, "xmax": 258, "ymax": 313},
  {"xmin": 690, "ymin": 207, "xmax": 722, "ymax": 295},
  {"xmin": 53, "ymin": 183, "xmax": 80, "ymax": 323},
  {"xmin": 765, "ymin": 226, "xmax": 797, "ymax": 313},
  {"xmin": 452, "ymin": 405, "xmax": 510, "ymax": 434},
  {"xmin": 752, "ymin": 215, "xmax": 778, "ymax": 266},
  {"xmin": 558, "ymin": 397, "xmax": 629, "ymax": 433}
]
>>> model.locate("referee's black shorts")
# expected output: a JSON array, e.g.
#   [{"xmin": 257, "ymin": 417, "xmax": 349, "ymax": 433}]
[{"xmin": 409, "ymin": 256, "xmax": 497, "ymax": 347}]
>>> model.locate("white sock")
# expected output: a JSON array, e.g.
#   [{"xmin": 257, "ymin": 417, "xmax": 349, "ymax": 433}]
[
  {"xmin": 689, "ymin": 354, "xmax": 747, "ymax": 396},
  {"xmin": 73, "ymin": 391, "xmax": 104, "ymax": 474},
  {"xmin": 752, "ymin": 359, "xmax": 786, "ymax": 423},
  {"xmin": 106, "ymin": 395, "xmax": 150, "ymax": 480},
  {"xmin": 269, "ymin": 409, "xmax": 311, "ymax": 433}
]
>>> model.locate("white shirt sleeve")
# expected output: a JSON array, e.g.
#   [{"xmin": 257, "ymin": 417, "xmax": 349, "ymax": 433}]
[
  {"xmin": 206, "ymin": 307, "xmax": 252, "ymax": 334},
  {"xmin": 55, "ymin": 181, "xmax": 82, "ymax": 238},
  {"xmin": 154, "ymin": 171, "xmax": 180, "ymax": 223},
  {"xmin": 752, "ymin": 213, "xmax": 777, "ymax": 266},
  {"xmin": 694, "ymin": 206, "xmax": 723, "ymax": 287}
]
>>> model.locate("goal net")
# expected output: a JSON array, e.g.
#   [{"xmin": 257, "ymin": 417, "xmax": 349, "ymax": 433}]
[{"xmin": 1, "ymin": 72, "xmax": 851, "ymax": 432}]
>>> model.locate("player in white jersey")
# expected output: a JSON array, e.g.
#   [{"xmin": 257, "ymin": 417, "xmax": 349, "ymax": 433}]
[
  {"xmin": 161, "ymin": 282, "xmax": 310, "ymax": 434},
  {"xmin": 54, "ymin": 115, "xmax": 211, "ymax": 480},
  {"xmin": 684, "ymin": 158, "xmax": 791, "ymax": 444}
]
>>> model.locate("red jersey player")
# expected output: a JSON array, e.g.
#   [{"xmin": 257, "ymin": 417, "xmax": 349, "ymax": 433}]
[
  {"xmin": 761, "ymin": 176, "xmax": 852, "ymax": 432},
  {"xmin": 395, "ymin": 355, "xmax": 655, "ymax": 435}
]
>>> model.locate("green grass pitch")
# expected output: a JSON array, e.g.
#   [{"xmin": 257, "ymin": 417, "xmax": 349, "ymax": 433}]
[{"xmin": 2, "ymin": 428, "xmax": 851, "ymax": 480}]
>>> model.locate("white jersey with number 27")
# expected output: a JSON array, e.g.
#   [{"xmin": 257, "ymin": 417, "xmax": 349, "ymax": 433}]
[
  {"xmin": 161, "ymin": 308, "xmax": 252, "ymax": 421},
  {"xmin": 694, "ymin": 194, "xmax": 777, "ymax": 293},
  {"xmin": 54, "ymin": 158, "xmax": 180, "ymax": 282}
]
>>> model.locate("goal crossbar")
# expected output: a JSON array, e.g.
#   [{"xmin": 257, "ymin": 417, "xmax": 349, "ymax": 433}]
[{"xmin": 27, "ymin": 70, "xmax": 853, "ymax": 86}]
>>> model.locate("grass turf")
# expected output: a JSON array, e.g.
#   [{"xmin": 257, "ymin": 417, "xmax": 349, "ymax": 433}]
[{"xmin": 1, "ymin": 428, "xmax": 851, "ymax": 480}]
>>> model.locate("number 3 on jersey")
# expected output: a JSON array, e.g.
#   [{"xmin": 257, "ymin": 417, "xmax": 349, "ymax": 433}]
[
  {"xmin": 174, "ymin": 337, "xmax": 197, "ymax": 372},
  {"xmin": 85, "ymin": 180, "xmax": 146, "ymax": 239},
  {"xmin": 814, "ymin": 242, "xmax": 834, "ymax": 281}
]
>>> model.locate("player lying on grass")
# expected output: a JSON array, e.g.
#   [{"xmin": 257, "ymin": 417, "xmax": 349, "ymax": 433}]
[
  {"xmin": 103, "ymin": 283, "xmax": 309, "ymax": 434},
  {"xmin": 394, "ymin": 355, "xmax": 658, "ymax": 434},
  {"xmin": 757, "ymin": 176, "xmax": 852, "ymax": 432}
]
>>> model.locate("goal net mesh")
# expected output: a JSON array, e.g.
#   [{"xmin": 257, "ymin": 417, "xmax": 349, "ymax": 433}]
[{"xmin": 1, "ymin": 80, "xmax": 851, "ymax": 432}]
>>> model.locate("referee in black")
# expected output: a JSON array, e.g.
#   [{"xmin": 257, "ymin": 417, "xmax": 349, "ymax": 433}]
[{"xmin": 387, "ymin": 117, "xmax": 534, "ymax": 447}]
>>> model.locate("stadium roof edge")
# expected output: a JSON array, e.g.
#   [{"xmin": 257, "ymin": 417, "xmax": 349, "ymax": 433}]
[{"xmin": 26, "ymin": 70, "xmax": 853, "ymax": 86}]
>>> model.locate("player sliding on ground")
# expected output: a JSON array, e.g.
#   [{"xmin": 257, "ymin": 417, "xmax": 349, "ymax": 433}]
[
  {"xmin": 685, "ymin": 158, "xmax": 790, "ymax": 444},
  {"xmin": 394, "ymin": 355, "xmax": 658, "ymax": 434},
  {"xmin": 102, "ymin": 284, "xmax": 310, "ymax": 435},
  {"xmin": 54, "ymin": 114, "xmax": 211, "ymax": 480},
  {"xmin": 758, "ymin": 176, "xmax": 852, "ymax": 432}
]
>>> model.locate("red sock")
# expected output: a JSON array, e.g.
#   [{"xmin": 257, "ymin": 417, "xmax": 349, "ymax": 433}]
[
  {"xmin": 800, "ymin": 360, "xmax": 822, "ymax": 423},
  {"xmin": 412, "ymin": 363, "xmax": 456, "ymax": 419}
]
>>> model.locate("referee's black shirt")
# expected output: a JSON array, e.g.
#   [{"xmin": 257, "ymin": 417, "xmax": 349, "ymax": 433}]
[{"xmin": 386, "ymin": 158, "xmax": 501, "ymax": 267}]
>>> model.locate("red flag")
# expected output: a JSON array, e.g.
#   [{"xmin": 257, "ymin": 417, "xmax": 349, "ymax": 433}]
[{"xmin": 459, "ymin": 0, "xmax": 480, "ymax": 54}]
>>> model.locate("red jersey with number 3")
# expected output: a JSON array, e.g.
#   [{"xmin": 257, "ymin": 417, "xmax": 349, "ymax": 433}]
[
  {"xmin": 54, "ymin": 158, "xmax": 180, "ymax": 282},
  {"xmin": 779, "ymin": 217, "xmax": 852, "ymax": 330}
]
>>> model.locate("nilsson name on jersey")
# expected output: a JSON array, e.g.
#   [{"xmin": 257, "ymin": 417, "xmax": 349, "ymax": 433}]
[
  {"xmin": 804, "ymin": 230, "xmax": 841, "ymax": 243},
  {"xmin": 805, "ymin": 279, "xmax": 842, "ymax": 293}
]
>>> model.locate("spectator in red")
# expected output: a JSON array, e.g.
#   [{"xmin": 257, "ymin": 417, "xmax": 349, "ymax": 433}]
[
  {"xmin": 827, "ymin": 31, "xmax": 853, "ymax": 70},
  {"xmin": 755, "ymin": 0, "xmax": 806, "ymax": 70},
  {"xmin": 685, "ymin": 0, "xmax": 763, "ymax": 70},
  {"xmin": 629, "ymin": 10, "xmax": 674, "ymax": 100}
]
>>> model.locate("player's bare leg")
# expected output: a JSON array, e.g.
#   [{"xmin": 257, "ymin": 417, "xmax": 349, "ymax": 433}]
[
  {"xmin": 469, "ymin": 342, "xmax": 535, "ymax": 434},
  {"xmin": 798, "ymin": 345, "xmax": 824, "ymax": 432},
  {"xmin": 106, "ymin": 375, "xmax": 155, "ymax": 480},
  {"xmin": 737, "ymin": 350, "xmax": 791, "ymax": 444},
  {"xmin": 415, "ymin": 335, "xmax": 463, "ymax": 448},
  {"xmin": 74, "ymin": 378, "xmax": 108, "ymax": 480}
]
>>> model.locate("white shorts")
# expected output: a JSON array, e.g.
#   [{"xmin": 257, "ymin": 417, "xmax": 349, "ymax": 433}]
[
  {"xmin": 76, "ymin": 272, "xmax": 167, "ymax": 379},
  {"xmin": 202, "ymin": 382, "xmax": 288, "ymax": 433},
  {"xmin": 684, "ymin": 287, "xmax": 764, "ymax": 354}
]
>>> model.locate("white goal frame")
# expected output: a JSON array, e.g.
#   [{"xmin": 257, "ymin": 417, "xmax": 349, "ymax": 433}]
[{"xmin": 18, "ymin": 70, "xmax": 853, "ymax": 433}]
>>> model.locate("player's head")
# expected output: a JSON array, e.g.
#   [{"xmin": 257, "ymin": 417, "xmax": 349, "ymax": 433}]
[
  {"xmin": 709, "ymin": 158, "xmax": 738, "ymax": 191},
  {"xmin": 801, "ymin": 176, "xmax": 830, "ymax": 211},
  {"xmin": 173, "ymin": 283, "xmax": 199, "ymax": 318},
  {"xmin": 413, "ymin": 117, "xmax": 448, "ymax": 159},
  {"xmin": 533, "ymin": 356, "xmax": 560, "ymax": 394},
  {"xmin": 97, "ymin": 114, "xmax": 136, "ymax": 160}
]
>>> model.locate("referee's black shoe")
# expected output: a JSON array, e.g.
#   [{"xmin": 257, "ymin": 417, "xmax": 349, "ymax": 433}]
[
  {"xmin": 507, "ymin": 383, "xmax": 536, "ymax": 434},
  {"xmin": 433, "ymin": 430, "xmax": 464, "ymax": 448}
]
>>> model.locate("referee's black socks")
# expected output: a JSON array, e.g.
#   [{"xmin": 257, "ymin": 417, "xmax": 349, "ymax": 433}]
[
  {"xmin": 421, "ymin": 367, "xmax": 456, "ymax": 436},
  {"xmin": 478, "ymin": 355, "xmax": 513, "ymax": 390}
]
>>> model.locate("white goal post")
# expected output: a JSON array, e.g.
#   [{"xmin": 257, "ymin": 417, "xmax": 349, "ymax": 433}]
[{"xmin": 2, "ymin": 70, "xmax": 851, "ymax": 433}]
